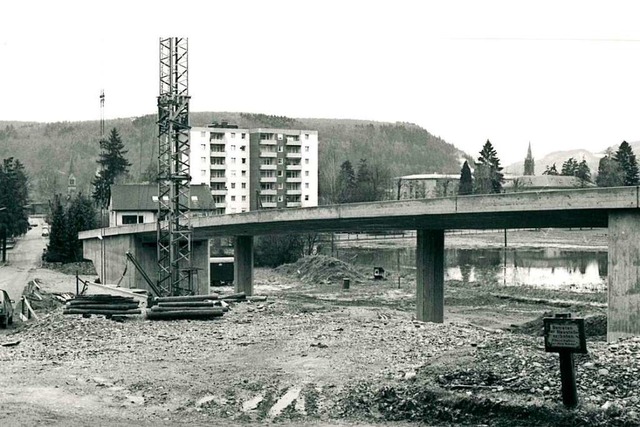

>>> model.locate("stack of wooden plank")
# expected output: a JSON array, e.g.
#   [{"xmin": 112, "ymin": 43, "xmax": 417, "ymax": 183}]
[
  {"xmin": 147, "ymin": 294, "xmax": 228, "ymax": 321},
  {"xmin": 63, "ymin": 294, "xmax": 141, "ymax": 317}
]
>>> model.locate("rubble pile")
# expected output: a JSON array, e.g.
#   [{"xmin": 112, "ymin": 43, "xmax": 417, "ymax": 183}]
[
  {"xmin": 63, "ymin": 294, "xmax": 141, "ymax": 318},
  {"xmin": 275, "ymin": 255, "xmax": 366, "ymax": 285}
]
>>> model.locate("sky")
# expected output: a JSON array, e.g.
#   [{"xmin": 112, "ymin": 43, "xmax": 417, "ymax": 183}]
[{"xmin": 1, "ymin": 0, "xmax": 640, "ymax": 165}]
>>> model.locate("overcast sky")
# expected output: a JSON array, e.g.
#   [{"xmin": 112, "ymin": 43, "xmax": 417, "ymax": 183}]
[{"xmin": 1, "ymin": 0, "xmax": 639, "ymax": 164}]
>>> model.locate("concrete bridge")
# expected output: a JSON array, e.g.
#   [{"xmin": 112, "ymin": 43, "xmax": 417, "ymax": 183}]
[{"xmin": 79, "ymin": 186, "xmax": 640, "ymax": 341}]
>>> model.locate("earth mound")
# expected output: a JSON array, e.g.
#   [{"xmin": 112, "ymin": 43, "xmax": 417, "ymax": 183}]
[{"xmin": 275, "ymin": 255, "xmax": 367, "ymax": 285}]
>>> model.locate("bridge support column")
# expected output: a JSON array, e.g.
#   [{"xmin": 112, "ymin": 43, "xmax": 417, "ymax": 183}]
[
  {"xmin": 234, "ymin": 236, "xmax": 254, "ymax": 296},
  {"xmin": 608, "ymin": 211, "xmax": 640, "ymax": 341},
  {"xmin": 416, "ymin": 229, "xmax": 445, "ymax": 323}
]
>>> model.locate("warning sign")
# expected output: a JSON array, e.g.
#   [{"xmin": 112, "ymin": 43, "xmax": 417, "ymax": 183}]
[{"xmin": 544, "ymin": 317, "xmax": 587, "ymax": 354}]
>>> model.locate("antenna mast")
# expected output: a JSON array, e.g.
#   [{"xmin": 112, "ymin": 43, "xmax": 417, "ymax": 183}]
[{"xmin": 157, "ymin": 37, "xmax": 193, "ymax": 296}]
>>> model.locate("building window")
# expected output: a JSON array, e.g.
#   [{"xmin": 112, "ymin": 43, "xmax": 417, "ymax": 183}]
[
  {"xmin": 231, "ymin": 170, "xmax": 236, "ymax": 177},
  {"xmin": 231, "ymin": 195, "xmax": 236, "ymax": 201},
  {"xmin": 305, "ymin": 134, "xmax": 309, "ymax": 140},
  {"xmin": 277, "ymin": 134, "xmax": 283, "ymax": 140},
  {"xmin": 278, "ymin": 158, "xmax": 284, "ymax": 165},
  {"xmin": 201, "ymin": 170, "xmax": 206, "ymax": 176},
  {"xmin": 241, "ymin": 208, "xmax": 246, "ymax": 212},
  {"xmin": 278, "ymin": 196, "xmax": 283, "ymax": 202},
  {"xmin": 278, "ymin": 145, "xmax": 283, "ymax": 152},
  {"xmin": 231, "ymin": 157, "xmax": 236, "ymax": 164},
  {"xmin": 201, "ymin": 156, "xmax": 206, "ymax": 163},
  {"xmin": 241, "ymin": 133, "xmax": 246, "ymax": 139},
  {"xmin": 200, "ymin": 131, "xmax": 206, "ymax": 137},
  {"xmin": 278, "ymin": 170, "xmax": 283, "ymax": 177},
  {"xmin": 305, "ymin": 182, "xmax": 309, "ymax": 189},
  {"xmin": 201, "ymin": 143, "xmax": 206, "ymax": 150},
  {"xmin": 278, "ymin": 183, "xmax": 284, "ymax": 189},
  {"xmin": 241, "ymin": 183, "xmax": 246, "ymax": 189},
  {"xmin": 240, "ymin": 145, "xmax": 246, "ymax": 151},
  {"xmin": 241, "ymin": 170, "xmax": 246, "ymax": 177},
  {"xmin": 241, "ymin": 195, "xmax": 246, "ymax": 201},
  {"xmin": 305, "ymin": 146, "xmax": 310, "ymax": 152},
  {"xmin": 231, "ymin": 183, "xmax": 236, "ymax": 189},
  {"xmin": 121, "ymin": 215, "xmax": 139, "ymax": 225},
  {"xmin": 231, "ymin": 132, "xmax": 236, "ymax": 138},
  {"xmin": 241, "ymin": 158, "xmax": 246, "ymax": 164},
  {"xmin": 305, "ymin": 158, "xmax": 309, "ymax": 164},
  {"xmin": 230, "ymin": 145, "xmax": 236, "ymax": 151},
  {"xmin": 305, "ymin": 171, "xmax": 309, "ymax": 176},
  {"xmin": 304, "ymin": 195, "xmax": 309, "ymax": 201}
]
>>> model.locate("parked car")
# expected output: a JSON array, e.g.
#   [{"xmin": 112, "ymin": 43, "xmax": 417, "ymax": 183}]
[{"xmin": 0, "ymin": 290, "xmax": 14, "ymax": 328}]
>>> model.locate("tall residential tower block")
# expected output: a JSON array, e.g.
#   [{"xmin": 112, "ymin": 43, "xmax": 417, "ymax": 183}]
[{"xmin": 190, "ymin": 125, "xmax": 318, "ymax": 214}]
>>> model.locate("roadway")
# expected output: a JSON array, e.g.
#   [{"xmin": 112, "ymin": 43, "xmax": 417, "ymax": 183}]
[{"xmin": 0, "ymin": 217, "xmax": 47, "ymax": 319}]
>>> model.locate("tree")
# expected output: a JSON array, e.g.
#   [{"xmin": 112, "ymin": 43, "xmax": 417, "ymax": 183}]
[
  {"xmin": 254, "ymin": 234, "xmax": 304, "ymax": 267},
  {"xmin": 614, "ymin": 141, "xmax": 640, "ymax": 186},
  {"xmin": 0, "ymin": 158, "xmax": 30, "ymax": 238},
  {"xmin": 542, "ymin": 163, "xmax": 559, "ymax": 175},
  {"xmin": 474, "ymin": 140, "xmax": 504, "ymax": 194},
  {"xmin": 354, "ymin": 159, "xmax": 373, "ymax": 202},
  {"xmin": 45, "ymin": 194, "xmax": 66, "ymax": 262},
  {"xmin": 595, "ymin": 150, "xmax": 623, "ymax": 187},
  {"xmin": 92, "ymin": 128, "xmax": 131, "ymax": 208},
  {"xmin": 458, "ymin": 161, "xmax": 473, "ymax": 195},
  {"xmin": 561, "ymin": 158, "xmax": 579, "ymax": 176},
  {"xmin": 337, "ymin": 160, "xmax": 357, "ymax": 203},
  {"xmin": 64, "ymin": 193, "xmax": 97, "ymax": 262},
  {"xmin": 575, "ymin": 159, "xmax": 592, "ymax": 187}
]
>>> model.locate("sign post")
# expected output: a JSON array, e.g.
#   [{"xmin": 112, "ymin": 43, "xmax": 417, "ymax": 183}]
[{"xmin": 543, "ymin": 313, "xmax": 587, "ymax": 408}]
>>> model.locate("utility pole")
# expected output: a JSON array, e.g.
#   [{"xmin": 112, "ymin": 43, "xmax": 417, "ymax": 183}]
[
  {"xmin": 99, "ymin": 90, "xmax": 106, "ymax": 284},
  {"xmin": 157, "ymin": 37, "xmax": 193, "ymax": 296}
]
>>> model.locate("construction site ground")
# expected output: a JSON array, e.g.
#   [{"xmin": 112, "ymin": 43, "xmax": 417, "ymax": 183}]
[{"xmin": 1, "ymin": 229, "xmax": 637, "ymax": 426}]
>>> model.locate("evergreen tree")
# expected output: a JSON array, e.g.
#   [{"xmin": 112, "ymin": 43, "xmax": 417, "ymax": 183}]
[
  {"xmin": 473, "ymin": 140, "xmax": 504, "ymax": 194},
  {"xmin": 458, "ymin": 161, "xmax": 473, "ymax": 195},
  {"xmin": 45, "ymin": 194, "xmax": 67, "ymax": 262},
  {"xmin": 614, "ymin": 141, "xmax": 640, "ymax": 186},
  {"xmin": 542, "ymin": 163, "xmax": 559, "ymax": 175},
  {"xmin": 595, "ymin": 150, "xmax": 623, "ymax": 187},
  {"xmin": 0, "ymin": 157, "xmax": 30, "ymax": 238},
  {"xmin": 92, "ymin": 128, "xmax": 131, "ymax": 208},
  {"xmin": 560, "ymin": 158, "xmax": 579, "ymax": 176},
  {"xmin": 337, "ymin": 160, "xmax": 357, "ymax": 203},
  {"xmin": 576, "ymin": 160, "xmax": 592, "ymax": 187},
  {"xmin": 355, "ymin": 159, "xmax": 373, "ymax": 202},
  {"xmin": 65, "ymin": 193, "xmax": 97, "ymax": 262}
]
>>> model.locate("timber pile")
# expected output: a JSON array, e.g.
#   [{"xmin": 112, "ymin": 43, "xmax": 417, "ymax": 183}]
[
  {"xmin": 147, "ymin": 292, "xmax": 266, "ymax": 321},
  {"xmin": 63, "ymin": 294, "xmax": 141, "ymax": 317}
]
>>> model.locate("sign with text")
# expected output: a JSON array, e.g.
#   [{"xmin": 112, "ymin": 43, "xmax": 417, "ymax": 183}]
[{"xmin": 544, "ymin": 317, "xmax": 587, "ymax": 354}]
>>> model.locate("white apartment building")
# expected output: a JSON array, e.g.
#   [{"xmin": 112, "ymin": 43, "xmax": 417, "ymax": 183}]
[{"xmin": 190, "ymin": 125, "xmax": 318, "ymax": 214}]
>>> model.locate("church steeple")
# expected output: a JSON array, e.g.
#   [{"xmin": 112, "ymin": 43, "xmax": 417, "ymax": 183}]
[
  {"xmin": 67, "ymin": 155, "xmax": 77, "ymax": 195},
  {"xmin": 524, "ymin": 142, "xmax": 535, "ymax": 176}
]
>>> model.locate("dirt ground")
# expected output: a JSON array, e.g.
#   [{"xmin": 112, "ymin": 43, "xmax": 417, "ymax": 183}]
[{"xmin": 0, "ymin": 229, "xmax": 632, "ymax": 426}]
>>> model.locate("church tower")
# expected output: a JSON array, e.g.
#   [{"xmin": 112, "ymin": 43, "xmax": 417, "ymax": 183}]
[
  {"xmin": 524, "ymin": 142, "xmax": 535, "ymax": 176},
  {"xmin": 67, "ymin": 156, "xmax": 77, "ymax": 195}
]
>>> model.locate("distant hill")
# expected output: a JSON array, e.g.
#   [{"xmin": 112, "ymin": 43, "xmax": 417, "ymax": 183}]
[
  {"xmin": 505, "ymin": 149, "xmax": 602, "ymax": 176},
  {"xmin": 0, "ymin": 113, "xmax": 471, "ymax": 202}
]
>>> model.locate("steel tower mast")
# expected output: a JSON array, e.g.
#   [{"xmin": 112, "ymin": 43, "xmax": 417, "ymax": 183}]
[{"xmin": 157, "ymin": 37, "xmax": 193, "ymax": 296}]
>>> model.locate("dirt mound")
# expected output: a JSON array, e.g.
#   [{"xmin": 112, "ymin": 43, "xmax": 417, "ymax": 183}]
[
  {"xmin": 275, "ymin": 255, "xmax": 367, "ymax": 285},
  {"xmin": 512, "ymin": 312, "xmax": 607, "ymax": 338}
]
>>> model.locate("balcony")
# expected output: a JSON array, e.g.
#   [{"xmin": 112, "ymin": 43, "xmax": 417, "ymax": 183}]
[
  {"xmin": 260, "ymin": 189, "xmax": 277, "ymax": 195},
  {"xmin": 260, "ymin": 177, "xmax": 277, "ymax": 183},
  {"xmin": 286, "ymin": 137, "xmax": 302, "ymax": 146},
  {"xmin": 286, "ymin": 164, "xmax": 302, "ymax": 170},
  {"xmin": 215, "ymin": 202, "xmax": 227, "ymax": 208},
  {"xmin": 285, "ymin": 177, "xmax": 302, "ymax": 183},
  {"xmin": 261, "ymin": 202, "xmax": 277, "ymax": 208},
  {"xmin": 260, "ymin": 139, "xmax": 277, "ymax": 145},
  {"xmin": 210, "ymin": 177, "xmax": 226, "ymax": 183},
  {"xmin": 210, "ymin": 151, "xmax": 225, "ymax": 158},
  {"xmin": 286, "ymin": 152, "xmax": 302, "ymax": 158},
  {"xmin": 210, "ymin": 164, "xmax": 226, "ymax": 170},
  {"xmin": 260, "ymin": 164, "xmax": 277, "ymax": 170},
  {"xmin": 287, "ymin": 202, "xmax": 302, "ymax": 208},
  {"xmin": 286, "ymin": 190, "xmax": 302, "ymax": 195},
  {"xmin": 260, "ymin": 151, "xmax": 277, "ymax": 158},
  {"xmin": 211, "ymin": 189, "xmax": 227, "ymax": 195}
]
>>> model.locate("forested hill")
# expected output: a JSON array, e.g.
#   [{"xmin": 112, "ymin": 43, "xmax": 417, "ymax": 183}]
[{"xmin": 0, "ymin": 113, "xmax": 470, "ymax": 202}]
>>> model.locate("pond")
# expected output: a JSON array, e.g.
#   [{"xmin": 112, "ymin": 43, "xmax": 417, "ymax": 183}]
[{"xmin": 325, "ymin": 246, "xmax": 608, "ymax": 293}]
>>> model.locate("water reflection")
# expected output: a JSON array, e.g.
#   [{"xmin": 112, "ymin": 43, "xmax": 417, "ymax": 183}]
[{"xmin": 327, "ymin": 247, "xmax": 608, "ymax": 293}]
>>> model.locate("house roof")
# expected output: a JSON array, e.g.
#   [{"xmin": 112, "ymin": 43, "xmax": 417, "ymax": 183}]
[
  {"xmin": 110, "ymin": 184, "xmax": 216, "ymax": 211},
  {"xmin": 396, "ymin": 173, "xmax": 461, "ymax": 180}
]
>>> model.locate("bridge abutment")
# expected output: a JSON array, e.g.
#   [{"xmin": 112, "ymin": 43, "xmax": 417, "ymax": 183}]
[
  {"xmin": 416, "ymin": 229, "xmax": 445, "ymax": 323},
  {"xmin": 234, "ymin": 236, "xmax": 254, "ymax": 296},
  {"xmin": 608, "ymin": 211, "xmax": 640, "ymax": 341}
]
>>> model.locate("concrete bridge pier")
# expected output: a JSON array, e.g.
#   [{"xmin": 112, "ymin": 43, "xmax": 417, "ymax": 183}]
[
  {"xmin": 416, "ymin": 229, "xmax": 445, "ymax": 323},
  {"xmin": 608, "ymin": 211, "xmax": 640, "ymax": 341},
  {"xmin": 234, "ymin": 235, "xmax": 254, "ymax": 296}
]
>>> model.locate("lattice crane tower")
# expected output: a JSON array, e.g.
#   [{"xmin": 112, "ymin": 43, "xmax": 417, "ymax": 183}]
[{"xmin": 157, "ymin": 37, "xmax": 193, "ymax": 296}]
